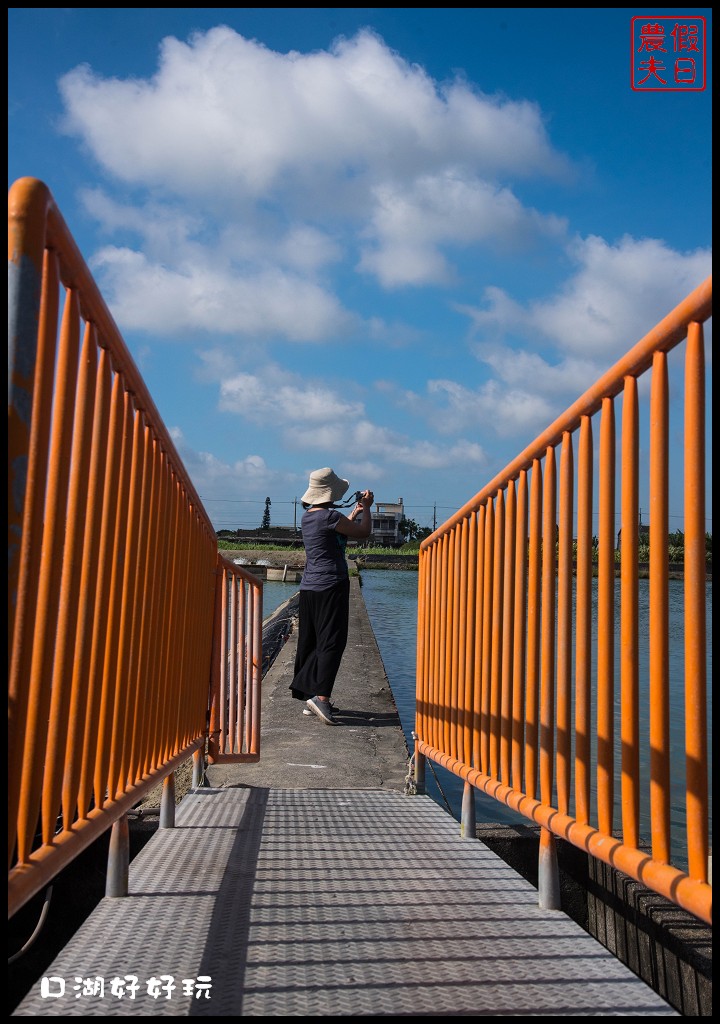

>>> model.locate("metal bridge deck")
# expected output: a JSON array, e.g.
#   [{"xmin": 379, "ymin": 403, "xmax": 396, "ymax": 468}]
[{"xmin": 12, "ymin": 786, "xmax": 677, "ymax": 1017}]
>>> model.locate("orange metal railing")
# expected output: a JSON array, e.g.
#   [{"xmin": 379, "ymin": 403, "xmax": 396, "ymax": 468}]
[
  {"xmin": 207, "ymin": 557, "xmax": 263, "ymax": 763},
  {"xmin": 416, "ymin": 276, "xmax": 712, "ymax": 926},
  {"xmin": 8, "ymin": 178, "xmax": 262, "ymax": 918}
]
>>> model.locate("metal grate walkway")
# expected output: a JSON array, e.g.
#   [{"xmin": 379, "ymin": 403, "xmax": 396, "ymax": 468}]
[{"xmin": 12, "ymin": 787, "xmax": 678, "ymax": 1016}]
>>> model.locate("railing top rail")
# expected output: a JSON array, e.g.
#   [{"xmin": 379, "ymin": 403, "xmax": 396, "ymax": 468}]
[
  {"xmin": 8, "ymin": 175, "xmax": 213, "ymax": 536},
  {"xmin": 420, "ymin": 274, "xmax": 712, "ymax": 550},
  {"xmin": 218, "ymin": 553, "xmax": 265, "ymax": 586}
]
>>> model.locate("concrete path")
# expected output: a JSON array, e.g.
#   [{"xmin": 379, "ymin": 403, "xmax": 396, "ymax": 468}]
[{"xmin": 206, "ymin": 576, "xmax": 411, "ymax": 794}]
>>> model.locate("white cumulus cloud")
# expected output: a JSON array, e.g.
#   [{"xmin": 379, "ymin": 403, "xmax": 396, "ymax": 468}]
[
  {"xmin": 90, "ymin": 246, "xmax": 354, "ymax": 340},
  {"xmin": 217, "ymin": 363, "xmax": 488, "ymax": 471},
  {"xmin": 461, "ymin": 234, "xmax": 711, "ymax": 358},
  {"xmin": 59, "ymin": 27, "xmax": 570, "ymax": 200},
  {"xmin": 60, "ymin": 26, "xmax": 574, "ymax": 294}
]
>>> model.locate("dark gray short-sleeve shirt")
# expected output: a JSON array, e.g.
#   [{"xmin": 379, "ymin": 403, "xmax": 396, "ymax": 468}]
[{"xmin": 300, "ymin": 508, "xmax": 348, "ymax": 591}]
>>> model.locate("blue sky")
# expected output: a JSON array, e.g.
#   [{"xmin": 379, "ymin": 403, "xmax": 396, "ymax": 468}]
[{"xmin": 8, "ymin": 8, "xmax": 712, "ymax": 533}]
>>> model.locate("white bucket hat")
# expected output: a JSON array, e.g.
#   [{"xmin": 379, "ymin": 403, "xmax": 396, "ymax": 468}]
[{"xmin": 301, "ymin": 467, "xmax": 350, "ymax": 506}]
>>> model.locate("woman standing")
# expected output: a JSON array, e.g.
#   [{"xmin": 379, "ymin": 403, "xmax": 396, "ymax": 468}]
[{"xmin": 290, "ymin": 467, "xmax": 374, "ymax": 724}]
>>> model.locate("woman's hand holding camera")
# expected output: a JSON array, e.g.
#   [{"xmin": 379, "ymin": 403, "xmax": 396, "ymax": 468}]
[{"xmin": 349, "ymin": 490, "xmax": 373, "ymax": 522}]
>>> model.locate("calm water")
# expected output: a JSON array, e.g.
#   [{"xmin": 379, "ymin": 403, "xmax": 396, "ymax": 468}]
[
  {"xmin": 262, "ymin": 579, "xmax": 300, "ymax": 619},
  {"xmin": 358, "ymin": 568, "xmax": 712, "ymax": 873}
]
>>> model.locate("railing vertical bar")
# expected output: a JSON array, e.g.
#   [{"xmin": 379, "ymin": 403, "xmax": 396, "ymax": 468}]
[
  {"xmin": 208, "ymin": 558, "xmax": 224, "ymax": 761},
  {"xmin": 156, "ymin": 472, "xmax": 184, "ymax": 763},
  {"xmin": 450, "ymin": 523, "xmax": 463, "ymax": 760},
  {"xmin": 463, "ymin": 513, "xmax": 477, "ymax": 768},
  {"xmin": 243, "ymin": 570, "xmax": 251, "ymax": 752},
  {"xmin": 684, "ymin": 322, "xmax": 708, "ymax": 883},
  {"xmin": 597, "ymin": 397, "xmax": 616, "ymax": 837},
  {"xmin": 445, "ymin": 529, "xmax": 457, "ymax": 758},
  {"xmin": 420, "ymin": 542, "xmax": 434, "ymax": 747},
  {"xmin": 472, "ymin": 506, "xmax": 486, "ymax": 770},
  {"xmin": 78, "ymin": 369, "xmax": 123, "ymax": 819},
  {"xmin": 164, "ymin": 483, "xmax": 192, "ymax": 762},
  {"xmin": 42, "ymin": 320, "xmax": 97, "ymax": 843},
  {"xmin": 525, "ymin": 461, "xmax": 542, "ymax": 800},
  {"xmin": 489, "ymin": 490, "xmax": 505, "ymax": 780},
  {"xmin": 8, "ymin": 245, "xmax": 59, "ymax": 867},
  {"xmin": 457, "ymin": 516, "xmax": 470, "ymax": 765},
  {"xmin": 431, "ymin": 539, "xmax": 443, "ymax": 754},
  {"xmin": 16, "ymin": 288, "xmax": 81, "ymax": 862},
  {"xmin": 438, "ymin": 533, "xmax": 449, "ymax": 755},
  {"xmin": 425, "ymin": 544, "xmax": 436, "ymax": 752},
  {"xmin": 146, "ymin": 443, "xmax": 174, "ymax": 770},
  {"xmin": 425, "ymin": 541, "xmax": 436, "ymax": 746},
  {"xmin": 248, "ymin": 577, "xmax": 260, "ymax": 753},
  {"xmin": 511, "ymin": 470, "xmax": 528, "ymax": 792},
  {"xmin": 106, "ymin": 407, "xmax": 145, "ymax": 798},
  {"xmin": 480, "ymin": 499, "xmax": 495, "ymax": 776},
  {"xmin": 228, "ymin": 572, "xmax": 238, "ymax": 753},
  {"xmin": 501, "ymin": 481, "xmax": 516, "ymax": 784},
  {"xmin": 539, "ymin": 447, "xmax": 556, "ymax": 810},
  {"xmin": 649, "ymin": 350, "xmax": 670, "ymax": 863},
  {"xmin": 180, "ymin": 510, "xmax": 204, "ymax": 749},
  {"xmin": 218, "ymin": 564, "xmax": 228, "ymax": 753},
  {"xmin": 621, "ymin": 376, "xmax": 640, "ymax": 849},
  {"xmin": 415, "ymin": 542, "xmax": 428, "ymax": 744},
  {"xmin": 141, "ymin": 450, "xmax": 172, "ymax": 778},
  {"xmin": 243, "ymin": 576, "xmax": 253, "ymax": 752},
  {"xmin": 172, "ymin": 511, "xmax": 191, "ymax": 753},
  {"xmin": 186, "ymin": 529, "xmax": 213, "ymax": 745},
  {"xmin": 557, "ymin": 433, "xmax": 573, "ymax": 815},
  {"xmin": 184, "ymin": 509, "xmax": 205, "ymax": 745},
  {"xmin": 250, "ymin": 579, "xmax": 263, "ymax": 755},
  {"xmin": 128, "ymin": 432, "xmax": 161, "ymax": 786},
  {"xmin": 575, "ymin": 416, "xmax": 593, "ymax": 825},
  {"xmin": 116, "ymin": 416, "xmax": 152, "ymax": 795},
  {"xmin": 237, "ymin": 576, "xmax": 247, "ymax": 753},
  {"xmin": 63, "ymin": 339, "xmax": 111, "ymax": 826},
  {"xmin": 95, "ymin": 390, "xmax": 134, "ymax": 809}
]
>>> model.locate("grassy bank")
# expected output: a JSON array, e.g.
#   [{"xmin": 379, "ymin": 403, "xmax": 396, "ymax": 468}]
[{"xmin": 217, "ymin": 539, "xmax": 422, "ymax": 556}]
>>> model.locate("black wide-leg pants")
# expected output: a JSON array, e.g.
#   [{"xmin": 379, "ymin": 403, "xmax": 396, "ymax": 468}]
[{"xmin": 290, "ymin": 579, "xmax": 350, "ymax": 701}]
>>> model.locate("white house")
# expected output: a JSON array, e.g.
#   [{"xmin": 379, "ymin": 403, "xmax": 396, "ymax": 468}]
[{"xmin": 369, "ymin": 498, "xmax": 405, "ymax": 547}]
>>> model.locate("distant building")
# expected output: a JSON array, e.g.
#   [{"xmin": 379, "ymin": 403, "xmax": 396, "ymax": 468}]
[{"xmin": 370, "ymin": 498, "xmax": 405, "ymax": 547}]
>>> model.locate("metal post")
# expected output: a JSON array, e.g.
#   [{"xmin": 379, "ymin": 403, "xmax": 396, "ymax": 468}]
[
  {"xmin": 538, "ymin": 826, "xmax": 561, "ymax": 910},
  {"xmin": 460, "ymin": 781, "xmax": 476, "ymax": 839},
  {"xmin": 106, "ymin": 814, "xmax": 129, "ymax": 897},
  {"xmin": 192, "ymin": 749, "xmax": 204, "ymax": 789},
  {"xmin": 160, "ymin": 773, "xmax": 176, "ymax": 828},
  {"xmin": 414, "ymin": 742, "xmax": 426, "ymax": 794}
]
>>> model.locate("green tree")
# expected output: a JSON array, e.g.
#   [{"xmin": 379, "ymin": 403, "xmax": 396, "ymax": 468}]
[
  {"xmin": 398, "ymin": 517, "xmax": 424, "ymax": 542},
  {"xmin": 261, "ymin": 497, "xmax": 271, "ymax": 530}
]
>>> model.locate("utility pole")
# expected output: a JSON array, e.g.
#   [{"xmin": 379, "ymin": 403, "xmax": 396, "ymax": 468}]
[
  {"xmin": 433, "ymin": 503, "xmax": 436, "ymax": 532},
  {"xmin": 294, "ymin": 497, "xmax": 298, "ymax": 533}
]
